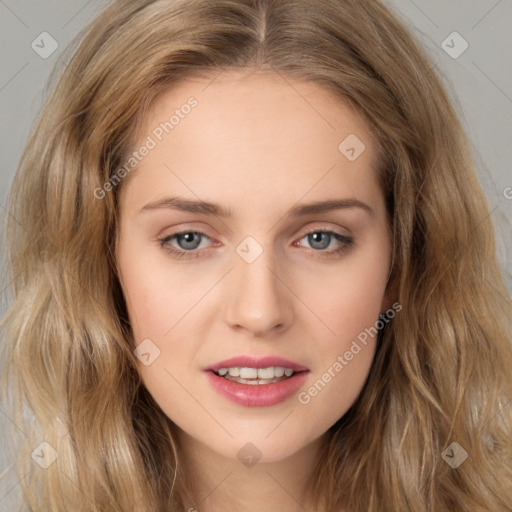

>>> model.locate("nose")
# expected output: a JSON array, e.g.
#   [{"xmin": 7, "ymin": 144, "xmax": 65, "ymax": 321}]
[{"xmin": 224, "ymin": 249, "xmax": 293, "ymax": 337}]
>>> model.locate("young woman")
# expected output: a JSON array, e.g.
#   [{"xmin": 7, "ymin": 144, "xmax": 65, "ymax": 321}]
[{"xmin": 1, "ymin": 0, "xmax": 511, "ymax": 510}]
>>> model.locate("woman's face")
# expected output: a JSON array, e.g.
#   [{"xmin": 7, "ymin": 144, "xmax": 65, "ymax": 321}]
[{"xmin": 116, "ymin": 70, "xmax": 392, "ymax": 464}]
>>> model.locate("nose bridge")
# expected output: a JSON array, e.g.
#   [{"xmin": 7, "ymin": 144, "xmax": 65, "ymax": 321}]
[{"xmin": 224, "ymin": 239, "xmax": 292, "ymax": 335}]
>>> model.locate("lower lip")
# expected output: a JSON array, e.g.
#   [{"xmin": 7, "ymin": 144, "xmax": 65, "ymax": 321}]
[{"xmin": 204, "ymin": 370, "xmax": 309, "ymax": 407}]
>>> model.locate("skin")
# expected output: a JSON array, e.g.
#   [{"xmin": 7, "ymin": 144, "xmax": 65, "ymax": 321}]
[{"xmin": 116, "ymin": 68, "xmax": 393, "ymax": 512}]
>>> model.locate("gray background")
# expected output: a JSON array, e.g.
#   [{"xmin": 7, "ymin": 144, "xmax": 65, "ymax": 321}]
[{"xmin": 1, "ymin": 0, "xmax": 511, "ymax": 508}]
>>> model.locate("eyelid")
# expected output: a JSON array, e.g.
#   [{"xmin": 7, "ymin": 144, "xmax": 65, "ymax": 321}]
[{"xmin": 297, "ymin": 225, "xmax": 351, "ymax": 239}]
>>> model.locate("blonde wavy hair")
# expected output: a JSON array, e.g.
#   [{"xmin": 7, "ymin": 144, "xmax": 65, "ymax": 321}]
[{"xmin": 1, "ymin": 0, "xmax": 511, "ymax": 510}]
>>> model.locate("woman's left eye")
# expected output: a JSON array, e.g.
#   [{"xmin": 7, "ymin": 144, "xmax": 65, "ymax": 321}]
[
  {"xmin": 157, "ymin": 229, "xmax": 354, "ymax": 259},
  {"xmin": 294, "ymin": 230, "xmax": 354, "ymax": 258}
]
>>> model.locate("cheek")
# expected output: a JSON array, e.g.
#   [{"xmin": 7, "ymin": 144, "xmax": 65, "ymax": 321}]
[
  {"xmin": 117, "ymin": 244, "xmax": 215, "ymax": 394},
  {"xmin": 301, "ymin": 242, "xmax": 389, "ymax": 345},
  {"xmin": 119, "ymin": 252, "xmax": 209, "ymax": 342},
  {"xmin": 118, "ymin": 259, "xmax": 202, "ymax": 415},
  {"xmin": 293, "ymin": 243, "xmax": 388, "ymax": 425},
  {"xmin": 121, "ymin": 272, "xmax": 173, "ymax": 340},
  {"xmin": 297, "ymin": 341, "xmax": 376, "ymax": 438}
]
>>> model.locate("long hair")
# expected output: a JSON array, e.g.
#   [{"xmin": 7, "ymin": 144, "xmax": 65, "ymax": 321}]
[{"xmin": 1, "ymin": 0, "xmax": 511, "ymax": 510}]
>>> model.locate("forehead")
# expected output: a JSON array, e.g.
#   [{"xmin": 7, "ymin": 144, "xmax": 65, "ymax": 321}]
[
  {"xmin": 121, "ymin": 70, "xmax": 381, "ymax": 212},
  {"xmin": 138, "ymin": 69, "xmax": 375, "ymax": 151}
]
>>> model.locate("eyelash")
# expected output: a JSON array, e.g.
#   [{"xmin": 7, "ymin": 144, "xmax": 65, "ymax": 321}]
[{"xmin": 157, "ymin": 228, "xmax": 355, "ymax": 260}]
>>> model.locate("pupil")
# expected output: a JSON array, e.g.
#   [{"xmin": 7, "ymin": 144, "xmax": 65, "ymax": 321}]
[
  {"xmin": 179, "ymin": 232, "xmax": 201, "ymax": 250},
  {"xmin": 309, "ymin": 232, "xmax": 330, "ymax": 250}
]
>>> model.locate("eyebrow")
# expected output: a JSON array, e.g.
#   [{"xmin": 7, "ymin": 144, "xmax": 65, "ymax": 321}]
[{"xmin": 139, "ymin": 196, "xmax": 374, "ymax": 218}]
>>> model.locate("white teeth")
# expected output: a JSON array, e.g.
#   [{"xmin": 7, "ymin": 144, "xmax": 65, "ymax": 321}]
[
  {"xmin": 216, "ymin": 366, "xmax": 296, "ymax": 379},
  {"xmin": 274, "ymin": 366, "xmax": 285, "ymax": 377},
  {"xmin": 239, "ymin": 367, "xmax": 258, "ymax": 379},
  {"xmin": 257, "ymin": 367, "xmax": 274, "ymax": 379}
]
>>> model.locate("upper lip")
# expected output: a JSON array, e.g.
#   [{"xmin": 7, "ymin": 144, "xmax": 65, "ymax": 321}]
[{"xmin": 204, "ymin": 356, "xmax": 309, "ymax": 372}]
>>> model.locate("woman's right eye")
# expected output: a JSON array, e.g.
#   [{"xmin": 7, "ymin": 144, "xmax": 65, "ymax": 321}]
[{"xmin": 157, "ymin": 231, "xmax": 213, "ymax": 259}]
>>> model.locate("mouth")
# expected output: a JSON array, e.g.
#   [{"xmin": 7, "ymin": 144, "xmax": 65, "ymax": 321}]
[{"xmin": 203, "ymin": 356, "xmax": 310, "ymax": 407}]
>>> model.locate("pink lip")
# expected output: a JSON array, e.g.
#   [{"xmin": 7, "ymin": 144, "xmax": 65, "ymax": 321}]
[
  {"xmin": 203, "ymin": 355, "xmax": 309, "ymax": 372},
  {"xmin": 204, "ymin": 370, "xmax": 309, "ymax": 407}
]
